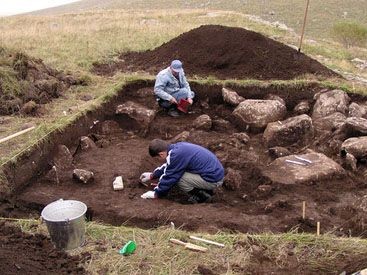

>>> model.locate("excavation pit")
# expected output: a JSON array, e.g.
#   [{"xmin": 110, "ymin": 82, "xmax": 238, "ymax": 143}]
[{"xmin": 2, "ymin": 80, "xmax": 367, "ymax": 236}]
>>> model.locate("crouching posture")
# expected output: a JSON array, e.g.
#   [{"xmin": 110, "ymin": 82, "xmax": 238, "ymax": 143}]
[
  {"xmin": 140, "ymin": 139, "xmax": 224, "ymax": 203},
  {"xmin": 154, "ymin": 60, "xmax": 195, "ymax": 117}
]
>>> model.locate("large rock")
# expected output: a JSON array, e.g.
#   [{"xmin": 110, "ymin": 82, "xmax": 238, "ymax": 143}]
[
  {"xmin": 98, "ymin": 120, "xmax": 121, "ymax": 135},
  {"xmin": 232, "ymin": 99, "xmax": 286, "ymax": 129},
  {"xmin": 73, "ymin": 169, "xmax": 94, "ymax": 184},
  {"xmin": 262, "ymin": 152, "xmax": 344, "ymax": 184},
  {"xmin": 116, "ymin": 101, "xmax": 156, "ymax": 129},
  {"xmin": 348, "ymin": 102, "xmax": 367, "ymax": 118},
  {"xmin": 341, "ymin": 136, "xmax": 367, "ymax": 159},
  {"xmin": 342, "ymin": 117, "xmax": 367, "ymax": 135},
  {"xmin": 313, "ymin": 112, "xmax": 346, "ymax": 132},
  {"xmin": 263, "ymin": 114, "xmax": 314, "ymax": 147},
  {"xmin": 222, "ymin": 87, "xmax": 244, "ymax": 106},
  {"xmin": 223, "ymin": 168, "xmax": 242, "ymax": 190},
  {"xmin": 53, "ymin": 145, "xmax": 73, "ymax": 171},
  {"xmin": 193, "ymin": 115, "xmax": 212, "ymax": 131},
  {"xmin": 312, "ymin": 89, "xmax": 350, "ymax": 120},
  {"xmin": 293, "ymin": 100, "xmax": 310, "ymax": 115}
]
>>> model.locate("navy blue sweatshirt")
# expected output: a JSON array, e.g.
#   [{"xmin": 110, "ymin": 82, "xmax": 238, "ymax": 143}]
[{"xmin": 152, "ymin": 142, "xmax": 224, "ymax": 196}]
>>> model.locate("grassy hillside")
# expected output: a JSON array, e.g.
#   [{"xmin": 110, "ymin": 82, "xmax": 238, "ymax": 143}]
[{"xmin": 30, "ymin": 0, "xmax": 367, "ymax": 41}]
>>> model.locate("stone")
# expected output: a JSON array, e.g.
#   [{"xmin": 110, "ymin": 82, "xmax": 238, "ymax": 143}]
[
  {"xmin": 20, "ymin": 100, "xmax": 38, "ymax": 115},
  {"xmin": 53, "ymin": 145, "xmax": 73, "ymax": 171},
  {"xmin": 73, "ymin": 169, "xmax": 94, "ymax": 184},
  {"xmin": 44, "ymin": 166, "xmax": 60, "ymax": 184},
  {"xmin": 95, "ymin": 139, "xmax": 111, "ymax": 148},
  {"xmin": 293, "ymin": 100, "xmax": 310, "ymax": 115},
  {"xmin": 265, "ymin": 94, "xmax": 286, "ymax": 106},
  {"xmin": 193, "ymin": 115, "xmax": 212, "ymax": 131},
  {"xmin": 348, "ymin": 102, "xmax": 367, "ymax": 118},
  {"xmin": 313, "ymin": 112, "xmax": 346, "ymax": 132},
  {"xmin": 254, "ymin": 185, "xmax": 273, "ymax": 198},
  {"xmin": 230, "ymin": 132, "xmax": 250, "ymax": 144},
  {"xmin": 341, "ymin": 136, "xmax": 367, "ymax": 159},
  {"xmin": 80, "ymin": 136, "xmax": 97, "ymax": 151},
  {"xmin": 212, "ymin": 119, "xmax": 233, "ymax": 132},
  {"xmin": 79, "ymin": 94, "xmax": 93, "ymax": 101},
  {"xmin": 116, "ymin": 101, "xmax": 156, "ymax": 130},
  {"xmin": 312, "ymin": 89, "xmax": 350, "ymax": 120},
  {"xmin": 222, "ymin": 87, "xmax": 245, "ymax": 106},
  {"xmin": 261, "ymin": 152, "xmax": 345, "ymax": 184},
  {"xmin": 268, "ymin": 147, "xmax": 291, "ymax": 159},
  {"xmin": 171, "ymin": 131, "xmax": 190, "ymax": 142},
  {"xmin": 232, "ymin": 99, "xmax": 286, "ymax": 129},
  {"xmin": 343, "ymin": 153, "xmax": 357, "ymax": 171},
  {"xmin": 342, "ymin": 117, "xmax": 367, "ymax": 135},
  {"xmin": 223, "ymin": 168, "xmax": 242, "ymax": 190},
  {"xmin": 263, "ymin": 114, "xmax": 314, "ymax": 147},
  {"xmin": 98, "ymin": 120, "xmax": 121, "ymax": 135}
]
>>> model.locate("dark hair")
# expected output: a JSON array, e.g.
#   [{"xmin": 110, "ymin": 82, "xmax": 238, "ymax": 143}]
[{"xmin": 149, "ymin": 139, "xmax": 170, "ymax": 157}]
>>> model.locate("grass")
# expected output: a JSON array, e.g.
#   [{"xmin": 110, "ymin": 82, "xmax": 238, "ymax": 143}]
[
  {"xmin": 30, "ymin": 0, "xmax": 367, "ymax": 42},
  {"xmin": 7, "ymin": 218, "xmax": 367, "ymax": 274}
]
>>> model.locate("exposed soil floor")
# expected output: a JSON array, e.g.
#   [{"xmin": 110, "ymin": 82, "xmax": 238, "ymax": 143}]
[
  {"xmin": 0, "ymin": 220, "xmax": 85, "ymax": 275},
  {"xmin": 12, "ymin": 86, "xmax": 367, "ymax": 238},
  {"xmin": 93, "ymin": 25, "xmax": 340, "ymax": 80}
]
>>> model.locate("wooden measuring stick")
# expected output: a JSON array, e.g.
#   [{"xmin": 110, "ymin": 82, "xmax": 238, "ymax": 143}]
[
  {"xmin": 169, "ymin": 238, "xmax": 208, "ymax": 252},
  {"xmin": 0, "ymin": 126, "xmax": 35, "ymax": 144},
  {"xmin": 189, "ymin": 236, "xmax": 225, "ymax": 247},
  {"xmin": 302, "ymin": 201, "xmax": 306, "ymax": 220},
  {"xmin": 317, "ymin": 222, "xmax": 320, "ymax": 236}
]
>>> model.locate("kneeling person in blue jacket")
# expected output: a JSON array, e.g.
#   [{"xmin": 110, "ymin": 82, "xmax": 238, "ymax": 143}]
[{"xmin": 140, "ymin": 139, "xmax": 224, "ymax": 203}]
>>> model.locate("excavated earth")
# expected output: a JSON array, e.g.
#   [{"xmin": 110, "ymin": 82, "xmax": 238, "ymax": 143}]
[
  {"xmin": 93, "ymin": 25, "xmax": 340, "ymax": 80},
  {"xmin": 2, "ymin": 81, "xmax": 366, "ymax": 240},
  {"xmin": 0, "ymin": 221, "xmax": 86, "ymax": 275}
]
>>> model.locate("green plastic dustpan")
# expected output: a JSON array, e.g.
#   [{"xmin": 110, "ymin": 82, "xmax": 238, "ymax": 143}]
[{"xmin": 119, "ymin": 240, "xmax": 136, "ymax": 255}]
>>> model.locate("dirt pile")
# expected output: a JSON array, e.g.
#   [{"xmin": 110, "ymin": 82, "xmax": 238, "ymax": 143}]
[
  {"xmin": 0, "ymin": 221, "xmax": 86, "ymax": 275},
  {"xmin": 0, "ymin": 48, "xmax": 88, "ymax": 115},
  {"xmin": 93, "ymin": 25, "xmax": 339, "ymax": 80}
]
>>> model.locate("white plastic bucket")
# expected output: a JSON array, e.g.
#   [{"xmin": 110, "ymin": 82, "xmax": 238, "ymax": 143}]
[{"xmin": 41, "ymin": 199, "xmax": 87, "ymax": 250}]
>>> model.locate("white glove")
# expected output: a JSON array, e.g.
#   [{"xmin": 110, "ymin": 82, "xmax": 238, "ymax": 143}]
[
  {"xmin": 140, "ymin": 172, "xmax": 152, "ymax": 183},
  {"xmin": 141, "ymin": 191, "xmax": 156, "ymax": 199}
]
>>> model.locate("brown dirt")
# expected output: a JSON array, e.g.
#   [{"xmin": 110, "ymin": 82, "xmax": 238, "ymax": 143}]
[
  {"xmin": 92, "ymin": 25, "xmax": 340, "ymax": 80},
  {"xmin": 6, "ymin": 84, "xmax": 366, "ymax": 239},
  {"xmin": 0, "ymin": 50, "xmax": 87, "ymax": 115},
  {"xmin": 0, "ymin": 220, "xmax": 86, "ymax": 275}
]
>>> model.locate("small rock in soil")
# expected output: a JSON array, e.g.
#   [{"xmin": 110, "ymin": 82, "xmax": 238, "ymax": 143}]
[
  {"xmin": 268, "ymin": 146, "xmax": 291, "ymax": 159},
  {"xmin": 293, "ymin": 100, "xmax": 310, "ymax": 115},
  {"xmin": 98, "ymin": 120, "xmax": 121, "ymax": 135},
  {"xmin": 171, "ymin": 131, "xmax": 190, "ymax": 142},
  {"xmin": 222, "ymin": 87, "xmax": 245, "ymax": 106},
  {"xmin": 78, "ymin": 94, "xmax": 94, "ymax": 101},
  {"xmin": 73, "ymin": 169, "xmax": 94, "ymax": 184},
  {"xmin": 223, "ymin": 168, "xmax": 242, "ymax": 190},
  {"xmin": 230, "ymin": 132, "xmax": 250, "ymax": 144},
  {"xmin": 265, "ymin": 94, "xmax": 286, "ymax": 106},
  {"xmin": 341, "ymin": 136, "xmax": 367, "ymax": 159},
  {"xmin": 255, "ymin": 185, "xmax": 273, "ymax": 197},
  {"xmin": 116, "ymin": 101, "xmax": 156, "ymax": 130},
  {"xmin": 80, "ymin": 136, "xmax": 97, "ymax": 151},
  {"xmin": 193, "ymin": 114, "xmax": 212, "ymax": 131},
  {"xmin": 212, "ymin": 118, "xmax": 233, "ymax": 132}
]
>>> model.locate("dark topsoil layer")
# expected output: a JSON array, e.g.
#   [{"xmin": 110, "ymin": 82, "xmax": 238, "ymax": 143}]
[
  {"xmin": 0, "ymin": 49, "xmax": 87, "ymax": 115},
  {"xmin": 0, "ymin": 221, "xmax": 86, "ymax": 275},
  {"xmin": 93, "ymin": 25, "xmax": 339, "ymax": 80}
]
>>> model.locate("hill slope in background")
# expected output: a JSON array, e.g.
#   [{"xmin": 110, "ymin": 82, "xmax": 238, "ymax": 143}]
[
  {"xmin": 29, "ymin": 0, "xmax": 367, "ymax": 40},
  {"xmin": 93, "ymin": 25, "xmax": 339, "ymax": 80}
]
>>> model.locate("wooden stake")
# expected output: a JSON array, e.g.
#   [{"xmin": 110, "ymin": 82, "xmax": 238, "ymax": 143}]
[
  {"xmin": 317, "ymin": 222, "xmax": 320, "ymax": 236},
  {"xmin": 298, "ymin": 0, "xmax": 310, "ymax": 52},
  {"xmin": 169, "ymin": 238, "xmax": 208, "ymax": 252},
  {"xmin": 0, "ymin": 126, "xmax": 35, "ymax": 144},
  {"xmin": 189, "ymin": 236, "xmax": 225, "ymax": 247},
  {"xmin": 302, "ymin": 201, "xmax": 306, "ymax": 220}
]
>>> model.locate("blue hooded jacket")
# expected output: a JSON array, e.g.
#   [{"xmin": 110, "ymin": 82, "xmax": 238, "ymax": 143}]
[{"xmin": 152, "ymin": 142, "xmax": 224, "ymax": 196}]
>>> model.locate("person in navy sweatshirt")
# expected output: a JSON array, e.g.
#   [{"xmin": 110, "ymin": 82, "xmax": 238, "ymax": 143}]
[{"xmin": 140, "ymin": 139, "xmax": 224, "ymax": 203}]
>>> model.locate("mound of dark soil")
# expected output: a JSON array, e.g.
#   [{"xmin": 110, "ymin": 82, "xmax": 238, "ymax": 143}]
[
  {"xmin": 0, "ymin": 49, "xmax": 88, "ymax": 115},
  {"xmin": 0, "ymin": 221, "xmax": 86, "ymax": 275},
  {"xmin": 93, "ymin": 25, "xmax": 339, "ymax": 80}
]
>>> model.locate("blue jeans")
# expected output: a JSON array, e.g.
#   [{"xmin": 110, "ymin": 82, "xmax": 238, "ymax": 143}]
[{"xmin": 157, "ymin": 88, "xmax": 195, "ymax": 109}]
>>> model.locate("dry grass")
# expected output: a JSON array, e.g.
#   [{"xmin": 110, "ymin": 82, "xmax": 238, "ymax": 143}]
[{"xmin": 9, "ymin": 218, "xmax": 367, "ymax": 274}]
